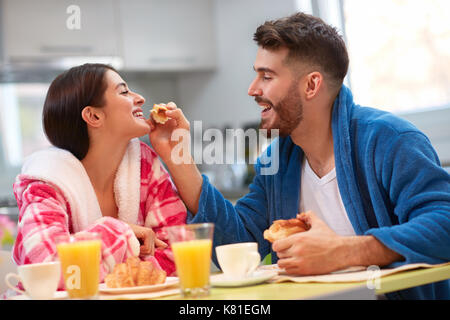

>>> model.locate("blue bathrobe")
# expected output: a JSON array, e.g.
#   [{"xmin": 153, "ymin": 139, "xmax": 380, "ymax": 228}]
[{"xmin": 188, "ymin": 85, "xmax": 450, "ymax": 300}]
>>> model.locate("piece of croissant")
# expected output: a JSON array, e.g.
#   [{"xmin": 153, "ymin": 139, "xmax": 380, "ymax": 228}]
[
  {"xmin": 104, "ymin": 273, "xmax": 117, "ymax": 288},
  {"xmin": 263, "ymin": 214, "xmax": 310, "ymax": 243},
  {"xmin": 105, "ymin": 257, "xmax": 167, "ymax": 288},
  {"xmin": 151, "ymin": 104, "xmax": 169, "ymax": 124},
  {"xmin": 113, "ymin": 263, "xmax": 135, "ymax": 287},
  {"xmin": 126, "ymin": 256, "xmax": 141, "ymax": 285},
  {"xmin": 136, "ymin": 261, "xmax": 166, "ymax": 286}
]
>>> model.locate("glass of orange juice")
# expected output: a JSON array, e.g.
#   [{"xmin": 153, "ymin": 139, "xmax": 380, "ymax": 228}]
[
  {"xmin": 165, "ymin": 223, "xmax": 214, "ymax": 298},
  {"xmin": 56, "ymin": 232, "xmax": 102, "ymax": 299}
]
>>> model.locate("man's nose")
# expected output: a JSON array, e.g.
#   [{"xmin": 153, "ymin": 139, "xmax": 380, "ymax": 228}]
[{"xmin": 248, "ymin": 79, "xmax": 262, "ymax": 96}]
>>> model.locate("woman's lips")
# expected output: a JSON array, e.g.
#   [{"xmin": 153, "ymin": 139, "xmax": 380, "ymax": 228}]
[{"xmin": 132, "ymin": 109, "xmax": 145, "ymax": 119}]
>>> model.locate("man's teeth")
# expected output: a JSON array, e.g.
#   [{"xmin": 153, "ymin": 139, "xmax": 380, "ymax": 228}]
[{"xmin": 133, "ymin": 111, "xmax": 143, "ymax": 117}]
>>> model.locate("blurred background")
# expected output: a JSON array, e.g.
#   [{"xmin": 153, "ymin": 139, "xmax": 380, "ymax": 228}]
[{"xmin": 0, "ymin": 0, "xmax": 449, "ymax": 229}]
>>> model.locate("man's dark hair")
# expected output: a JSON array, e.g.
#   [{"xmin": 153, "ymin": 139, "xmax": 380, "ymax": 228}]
[
  {"xmin": 43, "ymin": 63, "xmax": 117, "ymax": 160},
  {"xmin": 254, "ymin": 12, "xmax": 349, "ymax": 91}
]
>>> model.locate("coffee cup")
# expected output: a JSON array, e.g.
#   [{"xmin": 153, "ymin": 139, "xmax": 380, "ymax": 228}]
[
  {"xmin": 215, "ymin": 242, "xmax": 261, "ymax": 279},
  {"xmin": 5, "ymin": 261, "xmax": 61, "ymax": 299}
]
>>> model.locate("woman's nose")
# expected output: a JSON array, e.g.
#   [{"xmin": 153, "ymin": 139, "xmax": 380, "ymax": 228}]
[{"xmin": 134, "ymin": 92, "xmax": 145, "ymax": 106}]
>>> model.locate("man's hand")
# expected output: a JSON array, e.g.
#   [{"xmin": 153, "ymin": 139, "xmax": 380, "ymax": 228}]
[
  {"xmin": 127, "ymin": 223, "xmax": 168, "ymax": 256},
  {"xmin": 147, "ymin": 102, "xmax": 191, "ymax": 163},
  {"xmin": 146, "ymin": 102, "xmax": 203, "ymax": 214},
  {"xmin": 272, "ymin": 211, "xmax": 404, "ymax": 275},
  {"xmin": 272, "ymin": 211, "xmax": 347, "ymax": 275}
]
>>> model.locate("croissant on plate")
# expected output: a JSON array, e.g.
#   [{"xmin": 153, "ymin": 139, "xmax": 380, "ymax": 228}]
[{"xmin": 104, "ymin": 257, "xmax": 166, "ymax": 288}]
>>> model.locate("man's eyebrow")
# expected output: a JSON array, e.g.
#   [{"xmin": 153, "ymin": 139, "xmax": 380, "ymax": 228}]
[
  {"xmin": 253, "ymin": 66, "xmax": 277, "ymax": 75},
  {"xmin": 115, "ymin": 82, "xmax": 127, "ymax": 90}
]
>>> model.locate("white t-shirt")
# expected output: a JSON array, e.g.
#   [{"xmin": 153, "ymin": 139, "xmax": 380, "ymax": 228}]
[{"xmin": 299, "ymin": 158, "xmax": 356, "ymax": 237}]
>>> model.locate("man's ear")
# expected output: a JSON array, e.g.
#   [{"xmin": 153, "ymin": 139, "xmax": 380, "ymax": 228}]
[
  {"xmin": 81, "ymin": 106, "xmax": 103, "ymax": 128},
  {"xmin": 304, "ymin": 72, "xmax": 323, "ymax": 100}
]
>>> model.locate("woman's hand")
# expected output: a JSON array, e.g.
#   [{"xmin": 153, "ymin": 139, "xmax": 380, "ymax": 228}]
[
  {"xmin": 147, "ymin": 102, "xmax": 191, "ymax": 164},
  {"xmin": 127, "ymin": 223, "xmax": 168, "ymax": 256}
]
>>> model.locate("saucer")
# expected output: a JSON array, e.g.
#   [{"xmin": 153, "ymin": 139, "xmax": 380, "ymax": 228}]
[
  {"xmin": 210, "ymin": 270, "xmax": 278, "ymax": 287},
  {"xmin": 9, "ymin": 291, "xmax": 68, "ymax": 300}
]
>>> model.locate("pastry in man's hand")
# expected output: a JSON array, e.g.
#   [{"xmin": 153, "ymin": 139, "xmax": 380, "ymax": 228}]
[
  {"xmin": 263, "ymin": 213, "xmax": 311, "ymax": 243},
  {"xmin": 151, "ymin": 103, "xmax": 169, "ymax": 124}
]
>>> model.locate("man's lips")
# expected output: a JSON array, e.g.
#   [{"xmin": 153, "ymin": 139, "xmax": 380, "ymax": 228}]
[
  {"xmin": 255, "ymin": 97, "xmax": 273, "ymax": 111},
  {"xmin": 260, "ymin": 104, "xmax": 274, "ymax": 119},
  {"xmin": 260, "ymin": 104, "xmax": 273, "ymax": 112}
]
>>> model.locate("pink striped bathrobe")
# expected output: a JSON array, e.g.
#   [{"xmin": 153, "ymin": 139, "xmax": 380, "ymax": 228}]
[{"xmin": 12, "ymin": 139, "xmax": 187, "ymax": 290}]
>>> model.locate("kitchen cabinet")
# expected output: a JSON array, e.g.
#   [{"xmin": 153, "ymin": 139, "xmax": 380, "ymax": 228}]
[
  {"xmin": 0, "ymin": 0, "xmax": 215, "ymax": 73},
  {"xmin": 118, "ymin": 0, "xmax": 216, "ymax": 71},
  {"xmin": 1, "ymin": 0, "xmax": 121, "ymax": 63}
]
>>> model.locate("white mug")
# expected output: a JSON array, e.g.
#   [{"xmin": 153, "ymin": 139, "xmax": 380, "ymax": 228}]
[
  {"xmin": 215, "ymin": 242, "xmax": 261, "ymax": 279},
  {"xmin": 5, "ymin": 261, "xmax": 61, "ymax": 299}
]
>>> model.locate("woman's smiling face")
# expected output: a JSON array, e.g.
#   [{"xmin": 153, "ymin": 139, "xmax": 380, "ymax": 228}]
[{"xmin": 99, "ymin": 70, "xmax": 150, "ymax": 139}]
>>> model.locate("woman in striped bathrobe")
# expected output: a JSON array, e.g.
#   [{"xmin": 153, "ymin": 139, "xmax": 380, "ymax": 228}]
[{"xmin": 10, "ymin": 63, "xmax": 187, "ymax": 293}]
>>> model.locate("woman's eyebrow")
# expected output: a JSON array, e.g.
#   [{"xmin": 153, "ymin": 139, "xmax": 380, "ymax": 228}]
[{"xmin": 115, "ymin": 82, "xmax": 127, "ymax": 90}]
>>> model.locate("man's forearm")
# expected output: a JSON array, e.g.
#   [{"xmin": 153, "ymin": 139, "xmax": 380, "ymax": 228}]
[
  {"xmin": 341, "ymin": 235, "xmax": 404, "ymax": 268},
  {"xmin": 164, "ymin": 156, "xmax": 203, "ymax": 214}
]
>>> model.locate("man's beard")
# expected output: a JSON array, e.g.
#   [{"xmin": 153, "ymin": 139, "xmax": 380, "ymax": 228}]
[{"xmin": 256, "ymin": 81, "xmax": 303, "ymax": 138}]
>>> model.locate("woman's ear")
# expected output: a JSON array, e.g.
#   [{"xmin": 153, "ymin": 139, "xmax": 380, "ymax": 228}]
[
  {"xmin": 304, "ymin": 72, "xmax": 323, "ymax": 100},
  {"xmin": 81, "ymin": 106, "xmax": 103, "ymax": 128}
]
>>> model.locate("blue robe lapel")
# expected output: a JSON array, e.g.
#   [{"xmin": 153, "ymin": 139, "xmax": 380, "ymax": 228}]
[
  {"xmin": 280, "ymin": 137, "xmax": 302, "ymax": 219},
  {"xmin": 332, "ymin": 86, "xmax": 372, "ymax": 234}
]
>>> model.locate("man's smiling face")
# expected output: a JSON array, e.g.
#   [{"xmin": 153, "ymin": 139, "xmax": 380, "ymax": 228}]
[{"xmin": 248, "ymin": 47, "xmax": 304, "ymax": 137}]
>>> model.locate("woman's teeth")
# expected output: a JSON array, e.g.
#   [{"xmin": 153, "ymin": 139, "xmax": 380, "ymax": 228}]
[{"xmin": 133, "ymin": 111, "xmax": 144, "ymax": 117}]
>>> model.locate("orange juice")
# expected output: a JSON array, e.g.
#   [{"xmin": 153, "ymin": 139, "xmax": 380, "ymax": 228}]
[
  {"xmin": 56, "ymin": 239, "xmax": 101, "ymax": 299},
  {"xmin": 171, "ymin": 239, "xmax": 212, "ymax": 290}
]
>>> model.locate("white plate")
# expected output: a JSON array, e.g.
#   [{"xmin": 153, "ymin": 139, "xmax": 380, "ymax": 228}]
[
  {"xmin": 99, "ymin": 277, "xmax": 179, "ymax": 294},
  {"xmin": 9, "ymin": 291, "xmax": 68, "ymax": 300},
  {"xmin": 211, "ymin": 270, "xmax": 278, "ymax": 287}
]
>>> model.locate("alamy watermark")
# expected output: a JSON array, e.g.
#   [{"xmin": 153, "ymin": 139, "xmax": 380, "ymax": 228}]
[
  {"xmin": 366, "ymin": 265, "xmax": 381, "ymax": 290},
  {"xmin": 169, "ymin": 121, "xmax": 280, "ymax": 175},
  {"xmin": 64, "ymin": 265, "xmax": 81, "ymax": 290},
  {"xmin": 66, "ymin": 5, "xmax": 81, "ymax": 30}
]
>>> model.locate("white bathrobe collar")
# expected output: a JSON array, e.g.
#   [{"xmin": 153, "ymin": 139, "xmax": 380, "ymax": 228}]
[{"xmin": 21, "ymin": 138, "xmax": 141, "ymax": 232}]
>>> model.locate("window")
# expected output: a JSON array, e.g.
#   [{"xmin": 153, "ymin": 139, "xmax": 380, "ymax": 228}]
[
  {"xmin": 0, "ymin": 83, "xmax": 50, "ymax": 172},
  {"xmin": 296, "ymin": 0, "xmax": 450, "ymax": 164},
  {"xmin": 343, "ymin": 0, "xmax": 450, "ymax": 113},
  {"xmin": 296, "ymin": 0, "xmax": 450, "ymax": 113}
]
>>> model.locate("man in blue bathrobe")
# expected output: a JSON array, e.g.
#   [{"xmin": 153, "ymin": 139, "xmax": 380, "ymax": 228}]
[{"xmin": 149, "ymin": 12, "xmax": 450, "ymax": 300}]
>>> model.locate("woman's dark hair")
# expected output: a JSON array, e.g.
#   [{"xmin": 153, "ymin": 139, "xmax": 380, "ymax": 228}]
[
  {"xmin": 43, "ymin": 63, "xmax": 117, "ymax": 160},
  {"xmin": 254, "ymin": 12, "xmax": 349, "ymax": 91}
]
